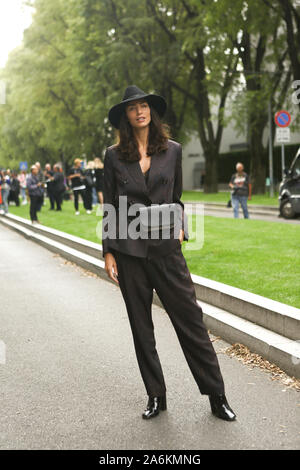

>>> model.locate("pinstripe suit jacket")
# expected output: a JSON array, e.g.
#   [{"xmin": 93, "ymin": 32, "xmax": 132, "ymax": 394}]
[{"xmin": 102, "ymin": 139, "xmax": 189, "ymax": 259}]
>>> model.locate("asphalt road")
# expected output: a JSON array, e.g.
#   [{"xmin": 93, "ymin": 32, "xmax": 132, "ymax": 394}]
[{"xmin": 0, "ymin": 224, "xmax": 299, "ymax": 450}]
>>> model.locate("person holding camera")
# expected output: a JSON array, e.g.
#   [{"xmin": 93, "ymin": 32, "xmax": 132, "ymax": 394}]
[{"xmin": 68, "ymin": 158, "xmax": 90, "ymax": 215}]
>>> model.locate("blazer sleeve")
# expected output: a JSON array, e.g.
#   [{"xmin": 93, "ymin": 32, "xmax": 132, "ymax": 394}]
[
  {"xmin": 102, "ymin": 149, "xmax": 116, "ymax": 257},
  {"xmin": 173, "ymin": 144, "xmax": 189, "ymax": 242}
]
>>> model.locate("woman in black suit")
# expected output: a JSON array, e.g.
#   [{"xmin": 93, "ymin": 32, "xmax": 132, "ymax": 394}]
[
  {"xmin": 94, "ymin": 157, "xmax": 104, "ymax": 206},
  {"xmin": 103, "ymin": 85, "xmax": 236, "ymax": 422}
]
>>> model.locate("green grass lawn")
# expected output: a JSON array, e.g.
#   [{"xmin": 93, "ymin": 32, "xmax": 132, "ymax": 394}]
[
  {"xmin": 182, "ymin": 191, "xmax": 279, "ymax": 205},
  {"xmin": 183, "ymin": 215, "xmax": 300, "ymax": 308},
  {"xmin": 10, "ymin": 200, "xmax": 102, "ymax": 243},
  {"xmin": 7, "ymin": 198, "xmax": 300, "ymax": 308}
]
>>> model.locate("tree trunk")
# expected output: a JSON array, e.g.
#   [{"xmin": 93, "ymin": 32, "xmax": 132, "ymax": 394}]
[
  {"xmin": 248, "ymin": 124, "xmax": 267, "ymax": 194},
  {"xmin": 60, "ymin": 149, "xmax": 66, "ymax": 174},
  {"xmin": 203, "ymin": 147, "xmax": 219, "ymax": 193}
]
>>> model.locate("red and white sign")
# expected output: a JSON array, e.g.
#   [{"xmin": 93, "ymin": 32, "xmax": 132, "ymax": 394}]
[{"xmin": 274, "ymin": 110, "xmax": 291, "ymax": 128}]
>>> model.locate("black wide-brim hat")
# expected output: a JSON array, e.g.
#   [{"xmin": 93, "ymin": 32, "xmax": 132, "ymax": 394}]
[{"xmin": 108, "ymin": 85, "xmax": 167, "ymax": 129}]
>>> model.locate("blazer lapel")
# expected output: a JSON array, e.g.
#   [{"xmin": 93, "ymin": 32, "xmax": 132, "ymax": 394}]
[
  {"xmin": 123, "ymin": 159, "xmax": 147, "ymax": 193},
  {"xmin": 147, "ymin": 152, "xmax": 167, "ymax": 191},
  {"xmin": 123, "ymin": 152, "xmax": 167, "ymax": 196}
]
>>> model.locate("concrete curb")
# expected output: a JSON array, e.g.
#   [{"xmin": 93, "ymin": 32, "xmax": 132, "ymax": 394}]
[
  {"xmin": 3, "ymin": 213, "xmax": 298, "ymax": 340},
  {"xmin": 191, "ymin": 274, "xmax": 300, "ymax": 341},
  {"xmin": 184, "ymin": 201, "xmax": 279, "ymax": 217},
  {"xmin": 1, "ymin": 213, "xmax": 299, "ymax": 378}
]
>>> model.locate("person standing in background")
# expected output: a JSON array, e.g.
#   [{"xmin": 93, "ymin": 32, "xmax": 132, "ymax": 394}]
[
  {"xmin": 68, "ymin": 158, "xmax": 88, "ymax": 215},
  {"xmin": 90, "ymin": 159, "xmax": 98, "ymax": 206},
  {"xmin": 229, "ymin": 162, "xmax": 252, "ymax": 219},
  {"xmin": 84, "ymin": 161, "xmax": 95, "ymax": 214},
  {"xmin": 8, "ymin": 172, "xmax": 20, "ymax": 206},
  {"xmin": 35, "ymin": 162, "xmax": 44, "ymax": 212},
  {"xmin": 94, "ymin": 157, "xmax": 104, "ymax": 206},
  {"xmin": 1, "ymin": 169, "xmax": 11, "ymax": 214},
  {"xmin": 27, "ymin": 165, "xmax": 44, "ymax": 224},
  {"xmin": 0, "ymin": 170, "xmax": 4, "ymax": 214},
  {"xmin": 18, "ymin": 170, "xmax": 28, "ymax": 205},
  {"xmin": 44, "ymin": 163, "xmax": 55, "ymax": 210},
  {"xmin": 50, "ymin": 164, "xmax": 65, "ymax": 211}
]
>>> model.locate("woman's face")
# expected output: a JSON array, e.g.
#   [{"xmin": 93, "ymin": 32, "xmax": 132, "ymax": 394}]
[{"xmin": 125, "ymin": 100, "xmax": 151, "ymax": 129}]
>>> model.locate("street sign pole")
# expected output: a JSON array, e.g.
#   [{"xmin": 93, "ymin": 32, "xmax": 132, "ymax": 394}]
[
  {"xmin": 281, "ymin": 144, "xmax": 285, "ymax": 180},
  {"xmin": 268, "ymin": 99, "xmax": 274, "ymax": 197},
  {"xmin": 274, "ymin": 110, "xmax": 291, "ymax": 184}
]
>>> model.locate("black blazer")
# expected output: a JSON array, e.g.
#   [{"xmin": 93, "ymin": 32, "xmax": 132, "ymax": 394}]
[
  {"xmin": 52, "ymin": 172, "xmax": 65, "ymax": 193},
  {"xmin": 102, "ymin": 139, "xmax": 189, "ymax": 259}
]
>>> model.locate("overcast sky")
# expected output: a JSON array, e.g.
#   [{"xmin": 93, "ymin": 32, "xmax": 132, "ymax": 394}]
[{"xmin": 0, "ymin": 0, "xmax": 34, "ymax": 68}]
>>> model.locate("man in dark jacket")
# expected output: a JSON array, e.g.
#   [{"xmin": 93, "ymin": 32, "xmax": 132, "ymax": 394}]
[
  {"xmin": 27, "ymin": 165, "xmax": 44, "ymax": 223},
  {"xmin": 51, "ymin": 164, "xmax": 65, "ymax": 211}
]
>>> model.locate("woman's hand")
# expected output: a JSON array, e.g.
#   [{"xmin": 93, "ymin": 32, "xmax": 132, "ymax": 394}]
[
  {"xmin": 104, "ymin": 253, "xmax": 119, "ymax": 284},
  {"xmin": 179, "ymin": 229, "xmax": 184, "ymax": 244}
]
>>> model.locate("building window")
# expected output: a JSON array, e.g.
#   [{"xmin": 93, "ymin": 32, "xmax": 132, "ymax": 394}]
[{"xmin": 229, "ymin": 143, "xmax": 249, "ymax": 151}]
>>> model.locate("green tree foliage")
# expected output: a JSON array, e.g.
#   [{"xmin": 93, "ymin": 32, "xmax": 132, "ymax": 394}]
[
  {"xmin": 151, "ymin": 0, "xmax": 243, "ymax": 192},
  {"xmin": 263, "ymin": 0, "xmax": 300, "ymax": 94},
  {"xmin": 0, "ymin": 0, "xmax": 296, "ymax": 193},
  {"xmin": 207, "ymin": 0, "xmax": 294, "ymax": 193}
]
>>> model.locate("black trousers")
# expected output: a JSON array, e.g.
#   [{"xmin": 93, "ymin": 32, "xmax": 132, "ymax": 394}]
[
  {"xmin": 112, "ymin": 246, "xmax": 225, "ymax": 398},
  {"xmin": 37, "ymin": 194, "xmax": 44, "ymax": 212},
  {"xmin": 29, "ymin": 195, "xmax": 39, "ymax": 221},
  {"xmin": 84, "ymin": 187, "xmax": 93, "ymax": 210},
  {"xmin": 8, "ymin": 190, "xmax": 20, "ymax": 206},
  {"xmin": 73, "ymin": 189, "xmax": 87, "ymax": 211},
  {"xmin": 48, "ymin": 189, "xmax": 55, "ymax": 209},
  {"xmin": 53, "ymin": 190, "xmax": 64, "ymax": 210}
]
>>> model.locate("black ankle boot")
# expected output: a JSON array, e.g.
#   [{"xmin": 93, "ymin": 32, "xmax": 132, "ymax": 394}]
[
  {"xmin": 209, "ymin": 394, "xmax": 236, "ymax": 421},
  {"xmin": 142, "ymin": 396, "xmax": 167, "ymax": 420}
]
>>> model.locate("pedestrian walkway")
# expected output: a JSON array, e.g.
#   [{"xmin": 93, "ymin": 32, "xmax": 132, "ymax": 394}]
[
  {"xmin": 184, "ymin": 202, "xmax": 300, "ymax": 224},
  {"xmin": 0, "ymin": 225, "xmax": 299, "ymax": 450}
]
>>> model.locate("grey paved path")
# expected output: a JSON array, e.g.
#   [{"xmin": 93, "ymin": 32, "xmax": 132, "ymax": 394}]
[
  {"xmin": 184, "ymin": 204, "xmax": 300, "ymax": 224},
  {"xmin": 0, "ymin": 225, "xmax": 299, "ymax": 450}
]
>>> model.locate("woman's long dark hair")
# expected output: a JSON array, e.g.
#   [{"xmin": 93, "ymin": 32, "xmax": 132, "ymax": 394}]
[{"xmin": 115, "ymin": 105, "xmax": 170, "ymax": 161}]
